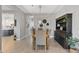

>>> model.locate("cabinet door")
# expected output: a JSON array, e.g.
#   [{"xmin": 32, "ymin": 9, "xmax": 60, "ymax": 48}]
[{"xmin": 66, "ymin": 14, "xmax": 72, "ymax": 35}]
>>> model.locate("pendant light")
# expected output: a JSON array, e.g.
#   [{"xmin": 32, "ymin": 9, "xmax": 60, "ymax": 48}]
[
  {"xmin": 31, "ymin": 5, "xmax": 34, "ymax": 19},
  {"xmin": 39, "ymin": 5, "xmax": 43, "ymax": 28},
  {"xmin": 38, "ymin": 5, "xmax": 42, "ymax": 24}
]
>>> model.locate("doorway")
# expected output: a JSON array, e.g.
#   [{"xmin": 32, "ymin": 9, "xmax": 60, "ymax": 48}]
[{"xmin": 2, "ymin": 13, "xmax": 15, "ymax": 52}]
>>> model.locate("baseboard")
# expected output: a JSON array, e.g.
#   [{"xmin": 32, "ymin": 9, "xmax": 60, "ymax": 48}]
[
  {"xmin": 16, "ymin": 38, "xmax": 20, "ymax": 40},
  {"xmin": 20, "ymin": 35, "xmax": 26, "ymax": 40},
  {"xmin": 49, "ymin": 36, "xmax": 54, "ymax": 39},
  {"xmin": 20, "ymin": 34, "xmax": 31, "ymax": 40}
]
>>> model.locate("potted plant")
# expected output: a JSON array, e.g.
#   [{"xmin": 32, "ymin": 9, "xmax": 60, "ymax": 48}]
[{"xmin": 66, "ymin": 36, "xmax": 79, "ymax": 52}]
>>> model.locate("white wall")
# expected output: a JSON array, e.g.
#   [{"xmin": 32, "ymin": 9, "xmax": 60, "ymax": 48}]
[
  {"xmin": 0, "ymin": 5, "xmax": 2, "ymax": 50},
  {"xmin": 19, "ymin": 13, "xmax": 26, "ymax": 39},
  {"xmin": 12, "ymin": 6, "xmax": 26, "ymax": 40},
  {"xmin": 55, "ymin": 5, "xmax": 79, "ymax": 39}
]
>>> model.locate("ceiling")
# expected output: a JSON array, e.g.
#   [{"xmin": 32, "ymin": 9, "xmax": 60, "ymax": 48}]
[
  {"xmin": 2, "ymin": 5, "xmax": 15, "ymax": 11},
  {"xmin": 2, "ymin": 5, "xmax": 64, "ymax": 14},
  {"xmin": 16, "ymin": 5, "xmax": 64, "ymax": 14}
]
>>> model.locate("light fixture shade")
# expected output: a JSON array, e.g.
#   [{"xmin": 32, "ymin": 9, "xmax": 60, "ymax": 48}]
[
  {"xmin": 46, "ymin": 23, "xmax": 49, "ymax": 26},
  {"xmin": 42, "ymin": 19, "xmax": 47, "ymax": 24},
  {"xmin": 38, "ymin": 20, "xmax": 42, "ymax": 24},
  {"xmin": 40, "ymin": 23, "xmax": 43, "ymax": 27}
]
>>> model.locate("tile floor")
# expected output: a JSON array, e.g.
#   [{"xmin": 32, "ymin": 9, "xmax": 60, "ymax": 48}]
[{"xmin": 2, "ymin": 36, "xmax": 68, "ymax": 53}]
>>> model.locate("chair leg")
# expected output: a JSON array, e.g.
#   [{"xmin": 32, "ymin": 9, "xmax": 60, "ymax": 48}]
[
  {"xmin": 46, "ymin": 38, "xmax": 48, "ymax": 50},
  {"xmin": 33, "ymin": 37, "xmax": 36, "ymax": 50}
]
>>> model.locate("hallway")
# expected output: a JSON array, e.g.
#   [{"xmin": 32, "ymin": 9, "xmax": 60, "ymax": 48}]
[{"xmin": 2, "ymin": 36, "xmax": 68, "ymax": 53}]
